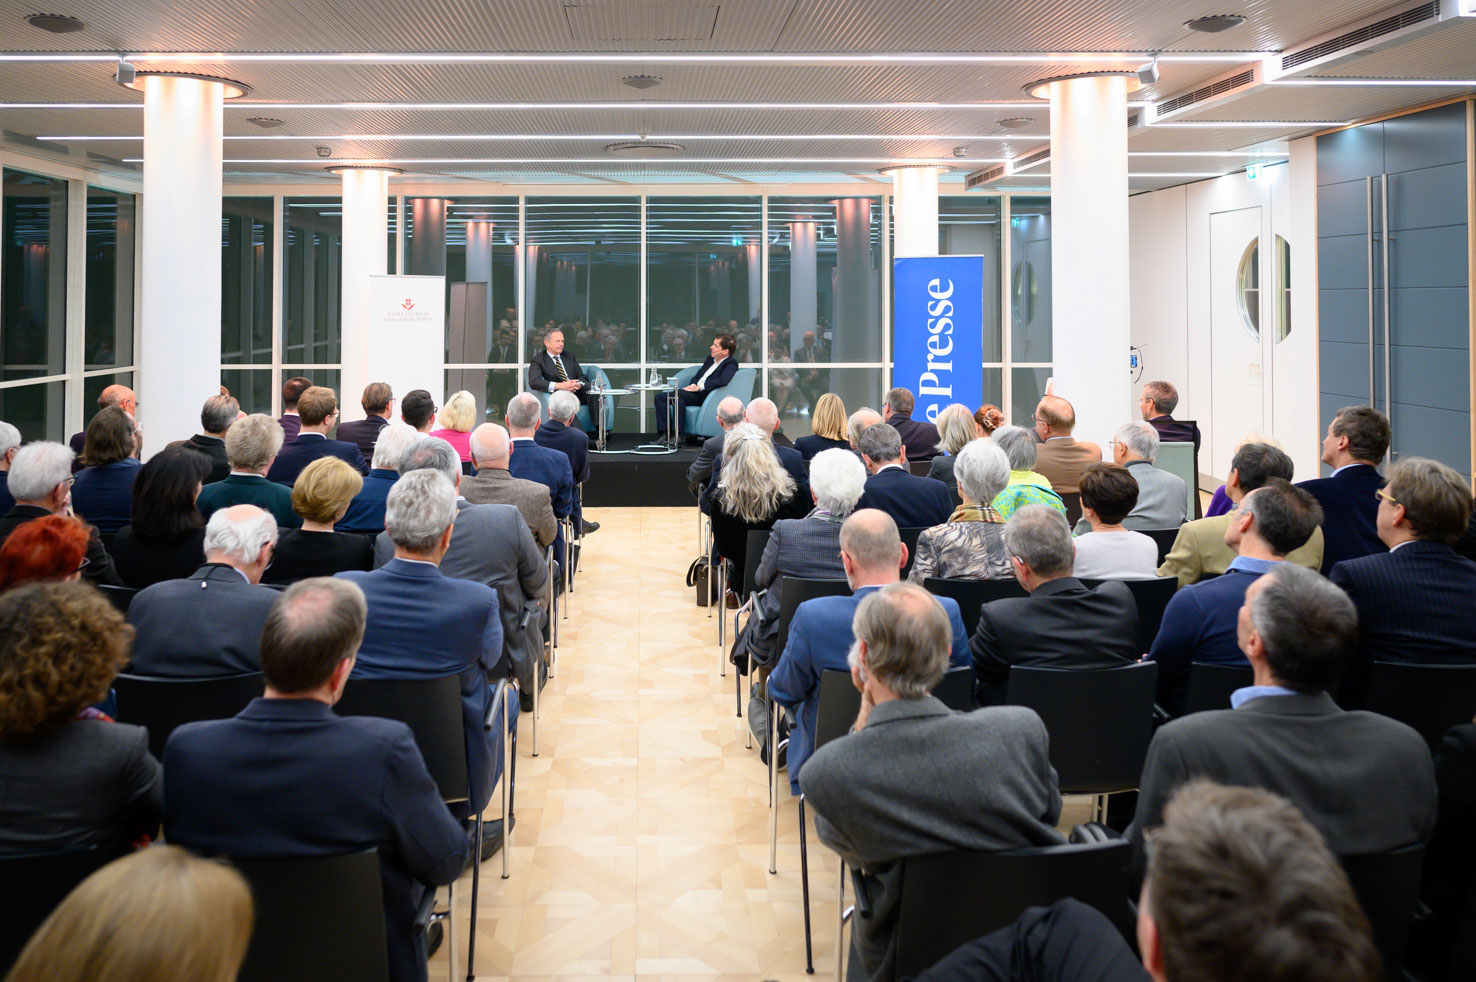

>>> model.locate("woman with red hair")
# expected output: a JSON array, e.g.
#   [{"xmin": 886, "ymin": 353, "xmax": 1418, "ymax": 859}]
[{"xmin": 0, "ymin": 515, "xmax": 91, "ymax": 590}]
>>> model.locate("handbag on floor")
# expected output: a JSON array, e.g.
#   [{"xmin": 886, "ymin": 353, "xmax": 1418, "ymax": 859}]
[{"xmin": 686, "ymin": 555, "xmax": 720, "ymax": 607}]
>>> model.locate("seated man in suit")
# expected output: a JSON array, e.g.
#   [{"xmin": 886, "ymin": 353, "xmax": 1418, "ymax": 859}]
[
  {"xmin": 461, "ymin": 423, "xmax": 556, "ymax": 550},
  {"xmin": 505, "ymin": 394, "xmax": 574, "ymax": 568},
  {"xmin": 881, "ymin": 386, "xmax": 940, "ymax": 462},
  {"xmin": 768, "ymin": 508, "xmax": 968, "ymax": 793},
  {"xmin": 1149, "ymin": 479, "xmax": 1324, "ymax": 716},
  {"xmin": 335, "ymin": 381, "xmax": 395, "ymax": 462},
  {"xmin": 68, "ymin": 383, "xmax": 136, "ymax": 465},
  {"xmin": 276, "ymin": 375, "xmax": 313, "ymax": 444},
  {"xmin": 801, "ymin": 581, "xmax": 1063, "ymax": 982},
  {"xmin": 1298, "ymin": 404, "xmax": 1391, "ymax": 572},
  {"xmin": 1111, "ymin": 421, "xmax": 1186, "ymax": 530},
  {"xmin": 1032, "ymin": 394, "xmax": 1103, "ymax": 496},
  {"xmin": 527, "ymin": 328, "xmax": 590, "ymax": 409},
  {"xmin": 655, "ymin": 333, "xmax": 738, "ymax": 439},
  {"xmin": 164, "ymin": 577, "xmax": 468, "ymax": 982},
  {"xmin": 537, "ymin": 390, "xmax": 597, "ymax": 535},
  {"xmin": 0, "ymin": 441, "xmax": 122, "ymax": 586},
  {"xmin": 1129, "ymin": 562, "xmax": 1436, "ymax": 873},
  {"xmin": 1331, "ymin": 455, "xmax": 1476, "ymax": 706},
  {"xmin": 338, "ymin": 421, "xmax": 418, "ymax": 534},
  {"xmin": 1140, "ymin": 379, "xmax": 1200, "ymax": 453},
  {"xmin": 848, "ymin": 407, "xmax": 882, "ymax": 452},
  {"xmin": 127, "ymin": 504, "xmax": 280, "ymax": 677},
  {"xmin": 1159, "ymin": 442, "xmax": 1322, "ymax": 589},
  {"xmin": 184, "ymin": 394, "xmax": 236, "ymax": 485},
  {"xmin": 854, "ymin": 422, "xmax": 954, "ymax": 531},
  {"xmin": 267, "ymin": 386, "xmax": 369, "ymax": 486},
  {"xmin": 400, "ymin": 388, "xmax": 436, "ymax": 434},
  {"xmin": 686, "ymin": 396, "xmax": 744, "ymax": 499},
  {"xmin": 970, "ymin": 505, "xmax": 1139, "ymax": 706},
  {"xmin": 197, "ymin": 413, "xmax": 301, "ymax": 529}
]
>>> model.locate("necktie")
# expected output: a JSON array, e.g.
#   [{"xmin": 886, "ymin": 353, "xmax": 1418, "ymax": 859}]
[{"xmin": 554, "ymin": 355, "xmax": 568, "ymax": 381}]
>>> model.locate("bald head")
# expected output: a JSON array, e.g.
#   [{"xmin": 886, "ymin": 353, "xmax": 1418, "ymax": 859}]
[
  {"xmin": 98, "ymin": 384, "xmax": 136, "ymax": 415},
  {"xmin": 717, "ymin": 396, "xmax": 744, "ymax": 429},
  {"xmin": 469, "ymin": 423, "xmax": 511, "ymax": 470},
  {"xmin": 1035, "ymin": 395, "xmax": 1076, "ymax": 435},
  {"xmin": 839, "ymin": 508, "xmax": 904, "ymax": 587},
  {"xmin": 745, "ymin": 397, "xmax": 779, "ymax": 434},
  {"xmin": 848, "ymin": 408, "xmax": 883, "ymax": 450}
]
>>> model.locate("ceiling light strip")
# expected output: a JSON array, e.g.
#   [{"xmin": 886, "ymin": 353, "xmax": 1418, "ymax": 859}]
[
  {"xmin": 39, "ymin": 132, "xmax": 1053, "ymax": 142},
  {"xmin": 1268, "ymin": 78, "xmax": 1476, "ymax": 87},
  {"xmin": 0, "ymin": 51, "xmax": 1268, "ymax": 65},
  {"xmin": 5, "ymin": 100, "xmax": 1149, "ymax": 110},
  {"xmin": 172, "ymin": 156, "xmax": 1011, "ymax": 165}
]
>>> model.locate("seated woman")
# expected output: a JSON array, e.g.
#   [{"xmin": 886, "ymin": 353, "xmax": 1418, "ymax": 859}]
[
  {"xmin": 709, "ymin": 423, "xmax": 810, "ymax": 584},
  {"xmin": 990, "ymin": 425, "xmax": 1066, "ymax": 521},
  {"xmin": 925, "ymin": 403, "xmax": 981, "ymax": 505},
  {"xmin": 0, "ymin": 581, "xmax": 160, "ymax": 856},
  {"xmin": 71, "ymin": 406, "xmax": 141, "ymax": 533},
  {"xmin": 910, "ymin": 439, "xmax": 1014, "ymax": 582},
  {"xmin": 429, "ymin": 389, "xmax": 477, "ymax": 468},
  {"xmin": 109, "ymin": 448, "xmax": 213, "ymax": 588},
  {"xmin": 262, "ymin": 457, "xmax": 373, "ymax": 585},
  {"xmin": 1071, "ymin": 462, "xmax": 1159, "ymax": 580},
  {"xmin": 974, "ymin": 403, "xmax": 1005, "ymax": 438},
  {"xmin": 794, "ymin": 393, "xmax": 852, "ymax": 460},
  {"xmin": 0, "ymin": 515, "xmax": 91, "ymax": 590}
]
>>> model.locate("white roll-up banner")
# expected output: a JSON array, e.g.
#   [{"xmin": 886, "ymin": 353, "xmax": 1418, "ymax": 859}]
[{"xmin": 368, "ymin": 274, "xmax": 446, "ymax": 410}]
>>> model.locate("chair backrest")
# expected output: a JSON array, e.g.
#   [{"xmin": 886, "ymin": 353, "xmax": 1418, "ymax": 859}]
[
  {"xmin": 1154, "ymin": 441, "xmax": 1199, "ymax": 520},
  {"xmin": 1340, "ymin": 844, "xmax": 1425, "ymax": 981},
  {"xmin": 0, "ymin": 846, "xmax": 115, "ymax": 975},
  {"xmin": 97, "ymin": 583, "xmax": 139, "ymax": 614},
  {"xmin": 1140, "ymin": 527, "xmax": 1181, "ymax": 566},
  {"xmin": 932, "ymin": 666, "xmax": 973, "ymax": 711},
  {"xmin": 1366, "ymin": 662, "xmax": 1476, "ymax": 753},
  {"xmin": 113, "ymin": 672, "xmax": 265, "ymax": 759},
  {"xmin": 1182, "ymin": 662, "xmax": 1254, "ymax": 715},
  {"xmin": 234, "ymin": 849, "xmax": 389, "ymax": 982},
  {"xmin": 814, "ymin": 669, "xmax": 863, "ymax": 751},
  {"xmin": 335, "ymin": 675, "xmax": 471, "ymax": 804},
  {"xmin": 774, "ymin": 576, "xmax": 851, "ymax": 659},
  {"xmin": 1058, "ymin": 491, "xmax": 1083, "ymax": 527},
  {"xmin": 898, "ymin": 526, "xmax": 925, "ymax": 579},
  {"xmin": 907, "ymin": 460, "xmax": 932, "ymax": 477},
  {"xmin": 1078, "ymin": 576, "xmax": 1179, "ymax": 654},
  {"xmin": 742, "ymin": 528, "xmax": 771, "ymax": 598},
  {"xmin": 893, "ymin": 840, "xmax": 1134, "ymax": 977},
  {"xmin": 922, "ymin": 577, "xmax": 1029, "ymax": 641},
  {"xmin": 1005, "ymin": 662, "xmax": 1159, "ymax": 794}
]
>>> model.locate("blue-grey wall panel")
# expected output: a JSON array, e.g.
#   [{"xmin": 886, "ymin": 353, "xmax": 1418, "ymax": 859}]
[
  {"xmin": 1320, "ymin": 341, "xmax": 1374, "ymax": 404},
  {"xmin": 1388, "ymin": 163, "xmax": 1469, "ymax": 232},
  {"xmin": 1383, "ymin": 103, "xmax": 1469, "ymax": 175},
  {"xmin": 1389, "ymin": 401, "xmax": 1471, "ymax": 476},
  {"xmin": 1388, "ymin": 225, "xmax": 1469, "ymax": 289},
  {"xmin": 1317, "ymin": 180, "xmax": 1374, "ymax": 238},
  {"xmin": 1318, "ymin": 234, "xmax": 1373, "ymax": 290},
  {"xmin": 1389, "ymin": 343, "xmax": 1472, "ymax": 414},
  {"xmin": 1317, "ymin": 122, "xmax": 1385, "ymax": 186},
  {"xmin": 1319, "ymin": 288, "xmax": 1373, "ymax": 344},
  {"xmin": 1389, "ymin": 287, "xmax": 1470, "ymax": 349}
]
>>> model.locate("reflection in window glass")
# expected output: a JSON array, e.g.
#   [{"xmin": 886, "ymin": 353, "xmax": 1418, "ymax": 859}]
[
  {"xmin": 406, "ymin": 198, "xmax": 518, "ymax": 365},
  {"xmin": 0, "ymin": 380, "xmax": 64, "ymax": 442},
  {"xmin": 1009, "ymin": 197, "xmax": 1052, "ymax": 364},
  {"xmin": 525, "ymin": 197, "xmax": 640, "ymax": 368},
  {"xmin": 647, "ymin": 197, "xmax": 761, "ymax": 366},
  {"xmin": 772, "ymin": 366, "xmax": 884, "ymax": 439},
  {"xmin": 220, "ymin": 369, "xmax": 273, "ymax": 417},
  {"xmin": 768, "ymin": 196, "xmax": 883, "ymax": 364},
  {"xmin": 283, "ymin": 198, "xmax": 342, "ymax": 365},
  {"xmin": 444, "ymin": 368, "xmax": 519, "ymax": 424},
  {"xmin": 2, "ymin": 170, "xmax": 68, "ymax": 383},
  {"xmin": 1011, "ymin": 366, "xmax": 1052, "ymax": 429},
  {"xmin": 85, "ymin": 188, "xmax": 135, "ymax": 370},
  {"xmin": 222, "ymin": 197, "xmax": 274, "ymax": 365}
]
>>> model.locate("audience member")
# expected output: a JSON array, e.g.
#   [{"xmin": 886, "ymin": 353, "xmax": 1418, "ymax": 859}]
[
  {"xmin": 924, "ymin": 403, "xmax": 979, "ymax": 504},
  {"xmin": 908, "ymin": 439, "xmax": 1013, "ymax": 582},
  {"xmin": 338, "ymin": 420, "xmax": 418, "ymax": 534},
  {"xmin": 462, "ymin": 423, "xmax": 557, "ymax": 549},
  {"xmin": 1159, "ymin": 442, "xmax": 1322, "ymax": 588},
  {"xmin": 1105, "ymin": 421, "xmax": 1187, "ymax": 529},
  {"xmin": 71, "ymin": 406, "xmax": 141, "ymax": 533},
  {"xmin": 0, "ymin": 582, "xmax": 158, "ymax": 856},
  {"xmin": 1130, "ymin": 562, "xmax": 1435, "ymax": 872},
  {"xmin": 1330, "ymin": 456, "xmax": 1476, "ymax": 706},
  {"xmin": 854, "ymin": 422, "xmax": 953, "ymax": 529},
  {"xmin": 429, "ymin": 388, "xmax": 477, "ymax": 465},
  {"xmin": 1299, "ymin": 405, "xmax": 1391, "ymax": 572},
  {"xmin": 1408, "ymin": 721, "xmax": 1476, "ymax": 980},
  {"xmin": 505, "ymin": 393, "xmax": 575, "ymax": 564},
  {"xmin": 126, "ymin": 505, "xmax": 280, "ymax": 677},
  {"xmin": 1204, "ymin": 431, "xmax": 1281, "ymax": 518},
  {"xmin": 0, "ymin": 442, "xmax": 122, "ymax": 586},
  {"xmin": 801, "ymin": 581, "xmax": 1063, "ymax": 981},
  {"xmin": 277, "ymin": 375, "xmax": 313, "ymax": 443},
  {"xmin": 1032, "ymin": 394, "xmax": 1103, "ymax": 495},
  {"xmin": 5, "ymin": 845, "xmax": 253, "ymax": 982},
  {"xmin": 970, "ymin": 505, "xmax": 1138, "ymax": 705},
  {"xmin": 687, "ymin": 395, "xmax": 745, "ymax": 497},
  {"xmin": 655, "ymin": 333, "xmax": 738, "ymax": 439},
  {"xmin": 1140, "ymin": 379, "xmax": 1201, "ymax": 453},
  {"xmin": 263, "ymin": 457, "xmax": 373, "ymax": 584},
  {"xmin": 109, "ymin": 447, "xmax": 213, "ymax": 588},
  {"xmin": 336, "ymin": 381, "xmax": 395, "ymax": 461},
  {"xmin": 742, "ymin": 396, "xmax": 809, "ymax": 491},
  {"xmin": 973, "ymin": 403, "xmax": 1004, "ymax": 437},
  {"xmin": 1071, "ymin": 462, "xmax": 1159, "ymax": 580},
  {"xmin": 795, "ymin": 392, "xmax": 851, "ymax": 460},
  {"xmin": 196, "ymin": 413, "xmax": 300, "ymax": 528},
  {"xmin": 1149, "ymin": 480, "xmax": 1324, "ymax": 715},
  {"xmin": 400, "ymin": 388, "xmax": 437, "ymax": 433},
  {"xmin": 847, "ymin": 407, "xmax": 883, "ymax": 452},
  {"xmin": 1457, "ymin": 496, "xmax": 1476, "ymax": 561},
  {"xmin": 537, "ymin": 389, "xmax": 596, "ymax": 534},
  {"xmin": 881, "ymin": 386, "xmax": 941, "ymax": 461},
  {"xmin": 769, "ymin": 510, "xmax": 968, "ymax": 793},
  {"xmin": 990, "ymin": 425, "xmax": 1066, "ymax": 520},
  {"xmin": 164, "ymin": 577, "xmax": 467, "ymax": 982},
  {"xmin": 68, "ymin": 383, "xmax": 136, "ymax": 463},
  {"xmin": 707, "ymin": 423, "xmax": 809, "ymax": 579},
  {"xmin": 266, "ymin": 386, "xmax": 369, "ymax": 485},
  {"xmin": 0, "ymin": 419, "xmax": 19, "ymax": 514},
  {"xmin": 0, "ymin": 514, "xmax": 90, "ymax": 590},
  {"xmin": 184, "ymin": 394, "xmax": 237, "ymax": 484}
]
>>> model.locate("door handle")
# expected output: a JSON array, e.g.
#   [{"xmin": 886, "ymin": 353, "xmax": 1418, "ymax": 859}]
[
  {"xmin": 1365, "ymin": 177, "xmax": 1375, "ymax": 406},
  {"xmin": 1381, "ymin": 173, "xmax": 1392, "ymax": 460}
]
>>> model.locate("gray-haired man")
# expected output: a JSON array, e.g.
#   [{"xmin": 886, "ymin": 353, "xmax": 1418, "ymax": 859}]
[
  {"xmin": 0, "ymin": 441, "xmax": 122, "ymax": 586},
  {"xmin": 185, "ymin": 394, "xmax": 240, "ymax": 484}
]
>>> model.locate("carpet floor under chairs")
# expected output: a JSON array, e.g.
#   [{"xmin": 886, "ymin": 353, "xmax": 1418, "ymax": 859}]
[{"xmin": 432, "ymin": 507, "xmax": 1089, "ymax": 981}]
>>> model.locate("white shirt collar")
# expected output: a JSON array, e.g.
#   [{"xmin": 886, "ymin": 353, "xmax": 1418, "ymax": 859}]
[
  {"xmin": 511, "ymin": 436, "xmax": 534, "ymax": 443},
  {"xmin": 877, "ymin": 463, "xmax": 905, "ymax": 473},
  {"xmin": 1389, "ymin": 539, "xmax": 1418, "ymax": 552},
  {"xmin": 1331, "ymin": 462, "xmax": 1374, "ymax": 476},
  {"xmin": 394, "ymin": 557, "xmax": 439, "ymax": 567}
]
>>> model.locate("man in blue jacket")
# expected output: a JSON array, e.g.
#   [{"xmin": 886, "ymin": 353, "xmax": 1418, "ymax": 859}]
[{"xmin": 1298, "ymin": 405, "xmax": 1389, "ymax": 572}]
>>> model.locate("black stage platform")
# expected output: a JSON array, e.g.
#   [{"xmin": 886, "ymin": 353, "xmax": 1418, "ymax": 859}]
[{"xmin": 583, "ymin": 433, "xmax": 701, "ymax": 508}]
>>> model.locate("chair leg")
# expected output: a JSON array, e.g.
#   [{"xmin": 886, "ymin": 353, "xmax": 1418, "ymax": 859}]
[
  {"xmin": 717, "ymin": 560, "xmax": 727, "ymax": 660},
  {"xmin": 502, "ymin": 693, "xmax": 512, "ymax": 881},
  {"xmin": 834, "ymin": 858, "xmax": 847, "ymax": 982},
  {"xmin": 769, "ymin": 703, "xmax": 780, "ymax": 874},
  {"xmin": 446, "ymin": 880, "xmax": 457, "ymax": 982},
  {"xmin": 800, "ymin": 795, "xmax": 814, "ymax": 974},
  {"xmin": 466, "ymin": 812, "xmax": 482, "ymax": 981},
  {"xmin": 532, "ymin": 654, "xmax": 540, "ymax": 758}
]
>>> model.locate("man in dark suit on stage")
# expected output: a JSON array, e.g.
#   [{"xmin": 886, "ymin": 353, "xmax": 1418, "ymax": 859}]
[
  {"xmin": 1297, "ymin": 405, "xmax": 1390, "ymax": 572},
  {"xmin": 276, "ymin": 375, "xmax": 313, "ymax": 444},
  {"xmin": 655, "ymin": 334, "xmax": 738, "ymax": 440},
  {"xmin": 1139, "ymin": 379, "xmax": 1201, "ymax": 453},
  {"xmin": 527, "ymin": 328, "xmax": 589, "ymax": 409},
  {"xmin": 266, "ymin": 386, "xmax": 369, "ymax": 486},
  {"xmin": 853, "ymin": 421, "xmax": 953, "ymax": 530},
  {"xmin": 335, "ymin": 381, "xmax": 394, "ymax": 462},
  {"xmin": 537, "ymin": 390, "xmax": 596, "ymax": 534}
]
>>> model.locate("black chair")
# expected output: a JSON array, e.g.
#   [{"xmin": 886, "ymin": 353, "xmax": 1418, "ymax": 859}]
[
  {"xmin": 234, "ymin": 849, "xmax": 390, "ymax": 982},
  {"xmin": 1079, "ymin": 577, "xmax": 1178, "ymax": 655},
  {"xmin": 1140, "ymin": 528, "xmax": 1181, "ymax": 566},
  {"xmin": 1005, "ymin": 662, "xmax": 1159, "ymax": 820},
  {"xmin": 933, "ymin": 665, "xmax": 974, "ymax": 711},
  {"xmin": 736, "ymin": 528, "xmax": 773, "ymax": 727},
  {"xmin": 922, "ymin": 577, "xmax": 1028, "ymax": 640},
  {"xmin": 1365, "ymin": 662, "xmax": 1476, "ymax": 753},
  {"xmin": 1341, "ymin": 844, "xmax": 1425, "ymax": 981},
  {"xmin": 0, "ymin": 846, "xmax": 116, "ymax": 975},
  {"xmin": 97, "ymin": 583, "xmax": 139, "ymax": 614},
  {"xmin": 1181, "ymin": 662, "xmax": 1254, "ymax": 715},
  {"xmin": 891, "ymin": 840, "xmax": 1134, "ymax": 978},
  {"xmin": 1058, "ymin": 491, "xmax": 1083, "ymax": 527},
  {"xmin": 907, "ymin": 460, "xmax": 932, "ymax": 477},
  {"xmin": 898, "ymin": 526, "xmax": 925, "ymax": 579},
  {"xmin": 112, "ymin": 672, "xmax": 264, "ymax": 759},
  {"xmin": 773, "ymin": 576, "xmax": 851, "ymax": 662}
]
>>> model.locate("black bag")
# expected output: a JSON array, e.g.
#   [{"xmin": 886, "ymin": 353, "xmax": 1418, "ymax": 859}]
[{"xmin": 686, "ymin": 555, "xmax": 720, "ymax": 607}]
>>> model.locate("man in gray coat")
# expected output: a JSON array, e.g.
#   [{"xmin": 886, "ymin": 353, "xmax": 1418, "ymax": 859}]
[
  {"xmin": 461, "ymin": 423, "xmax": 558, "ymax": 549},
  {"xmin": 1080, "ymin": 421, "xmax": 1187, "ymax": 531},
  {"xmin": 800, "ymin": 582, "xmax": 1064, "ymax": 982}
]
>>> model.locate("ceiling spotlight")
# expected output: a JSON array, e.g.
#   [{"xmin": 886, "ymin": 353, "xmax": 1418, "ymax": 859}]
[
  {"xmin": 1185, "ymin": 14, "xmax": 1246, "ymax": 33},
  {"xmin": 315, "ymin": 146, "xmax": 332, "ymax": 158},
  {"xmin": 114, "ymin": 59, "xmax": 135, "ymax": 86},
  {"xmin": 622, "ymin": 75, "xmax": 663, "ymax": 90},
  {"xmin": 605, "ymin": 140, "xmax": 684, "ymax": 157},
  {"xmin": 952, "ymin": 146, "xmax": 968, "ymax": 157},
  {"xmin": 247, "ymin": 117, "xmax": 285, "ymax": 128},
  {"xmin": 997, "ymin": 117, "xmax": 1034, "ymax": 129},
  {"xmin": 1136, "ymin": 60, "xmax": 1160, "ymax": 86},
  {"xmin": 25, "ymin": 13, "xmax": 85, "ymax": 33}
]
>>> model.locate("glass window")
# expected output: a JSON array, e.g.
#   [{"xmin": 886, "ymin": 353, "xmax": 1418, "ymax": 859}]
[
  {"xmin": 2, "ymin": 170, "xmax": 68, "ymax": 383},
  {"xmin": 406, "ymin": 198, "xmax": 518, "ymax": 364},
  {"xmin": 525, "ymin": 197, "xmax": 640, "ymax": 368},
  {"xmin": 84, "ymin": 188, "xmax": 134, "ymax": 370},
  {"xmin": 0, "ymin": 379, "xmax": 65, "ymax": 442},
  {"xmin": 646, "ymin": 197, "xmax": 761, "ymax": 366},
  {"xmin": 1009, "ymin": 197, "xmax": 1052, "ymax": 364},
  {"xmin": 222, "ymin": 197, "xmax": 274, "ymax": 365},
  {"xmin": 768, "ymin": 196, "xmax": 883, "ymax": 364},
  {"xmin": 81, "ymin": 372, "xmax": 136, "ymax": 433},
  {"xmin": 279, "ymin": 369, "xmax": 340, "ymax": 410},
  {"xmin": 283, "ymin": 198, "xmax": 342, "ymax": 366},
  {"xmin": 221, "ymin": 369, "xmax": 273, "ymax": 416},
  {"xmin": 444, "ymin": 367, "xmax": 519, "ymax": 424},
  {"xmin": 1011, "ymin": 366, "xmax": 1052, "ymax": 428},
  {"xmin": 772, "ymin": 366, "xmax": 885, "ymax": 438},
  {"xmin": 938, "ymin": 196, "xmax": 1003, "ymax": 365}
]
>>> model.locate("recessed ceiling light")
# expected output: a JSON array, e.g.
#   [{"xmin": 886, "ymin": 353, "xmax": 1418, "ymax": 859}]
[
  {"xmin": 997, "ymin": 117, "xmax": 1035, "ymax": 129},
  {"xmin": 1185, "ymin": 14, "xmax": 1246, "ymax": 33},
  {"xmin": 25, "ymin": 13, "xmax": 84, "ymax": 33},
  {"xmin": 621, "ymin": 75, "xmax": 662, "ymax": 90},
  {"xmin": 246, "ymin": 117, "xmax": 285, "ymax": 128},
  {"xmin": 605, "ymin": 141, "xmax": 685, "ymax": 157}
]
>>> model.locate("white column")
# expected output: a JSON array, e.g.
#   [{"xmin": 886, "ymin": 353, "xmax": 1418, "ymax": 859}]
[
  {"xmin": 887, "ymin": 166, "xmax": 940, "ymax": 258},
  {"xmin": 788, "ymin": 221, "xmax": 817, "ymax": 353},
  {"xmin": 338, "ymin": 168, "xmax": 392, "ymax": 418},
  {"xmin": 1048, "ymin": 74, "xmax": 1131, "ymax": 448},
  {"xmin": 138, "ymin": 74, "xmax": 224, "ymax": 451}
]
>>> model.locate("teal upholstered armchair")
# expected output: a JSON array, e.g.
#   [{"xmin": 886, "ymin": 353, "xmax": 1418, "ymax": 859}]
[
  {"xmin": 670, "ymin": 365, "xmax": 758, "ymax": 438},
  {"xmin": 530, "ymin": 364, "xmax": 614, "ymax": 434}
]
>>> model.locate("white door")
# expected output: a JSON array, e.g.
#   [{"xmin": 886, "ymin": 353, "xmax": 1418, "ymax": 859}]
[{"xmin": 1208, "ymin": 206, "xmax": 1267, "ymax": 474}]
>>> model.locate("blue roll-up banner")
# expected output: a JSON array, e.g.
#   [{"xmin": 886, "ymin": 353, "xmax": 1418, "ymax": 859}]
[{"xmin": 892, "ymin": 255, "xmax": 984, "ymax": 423}]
